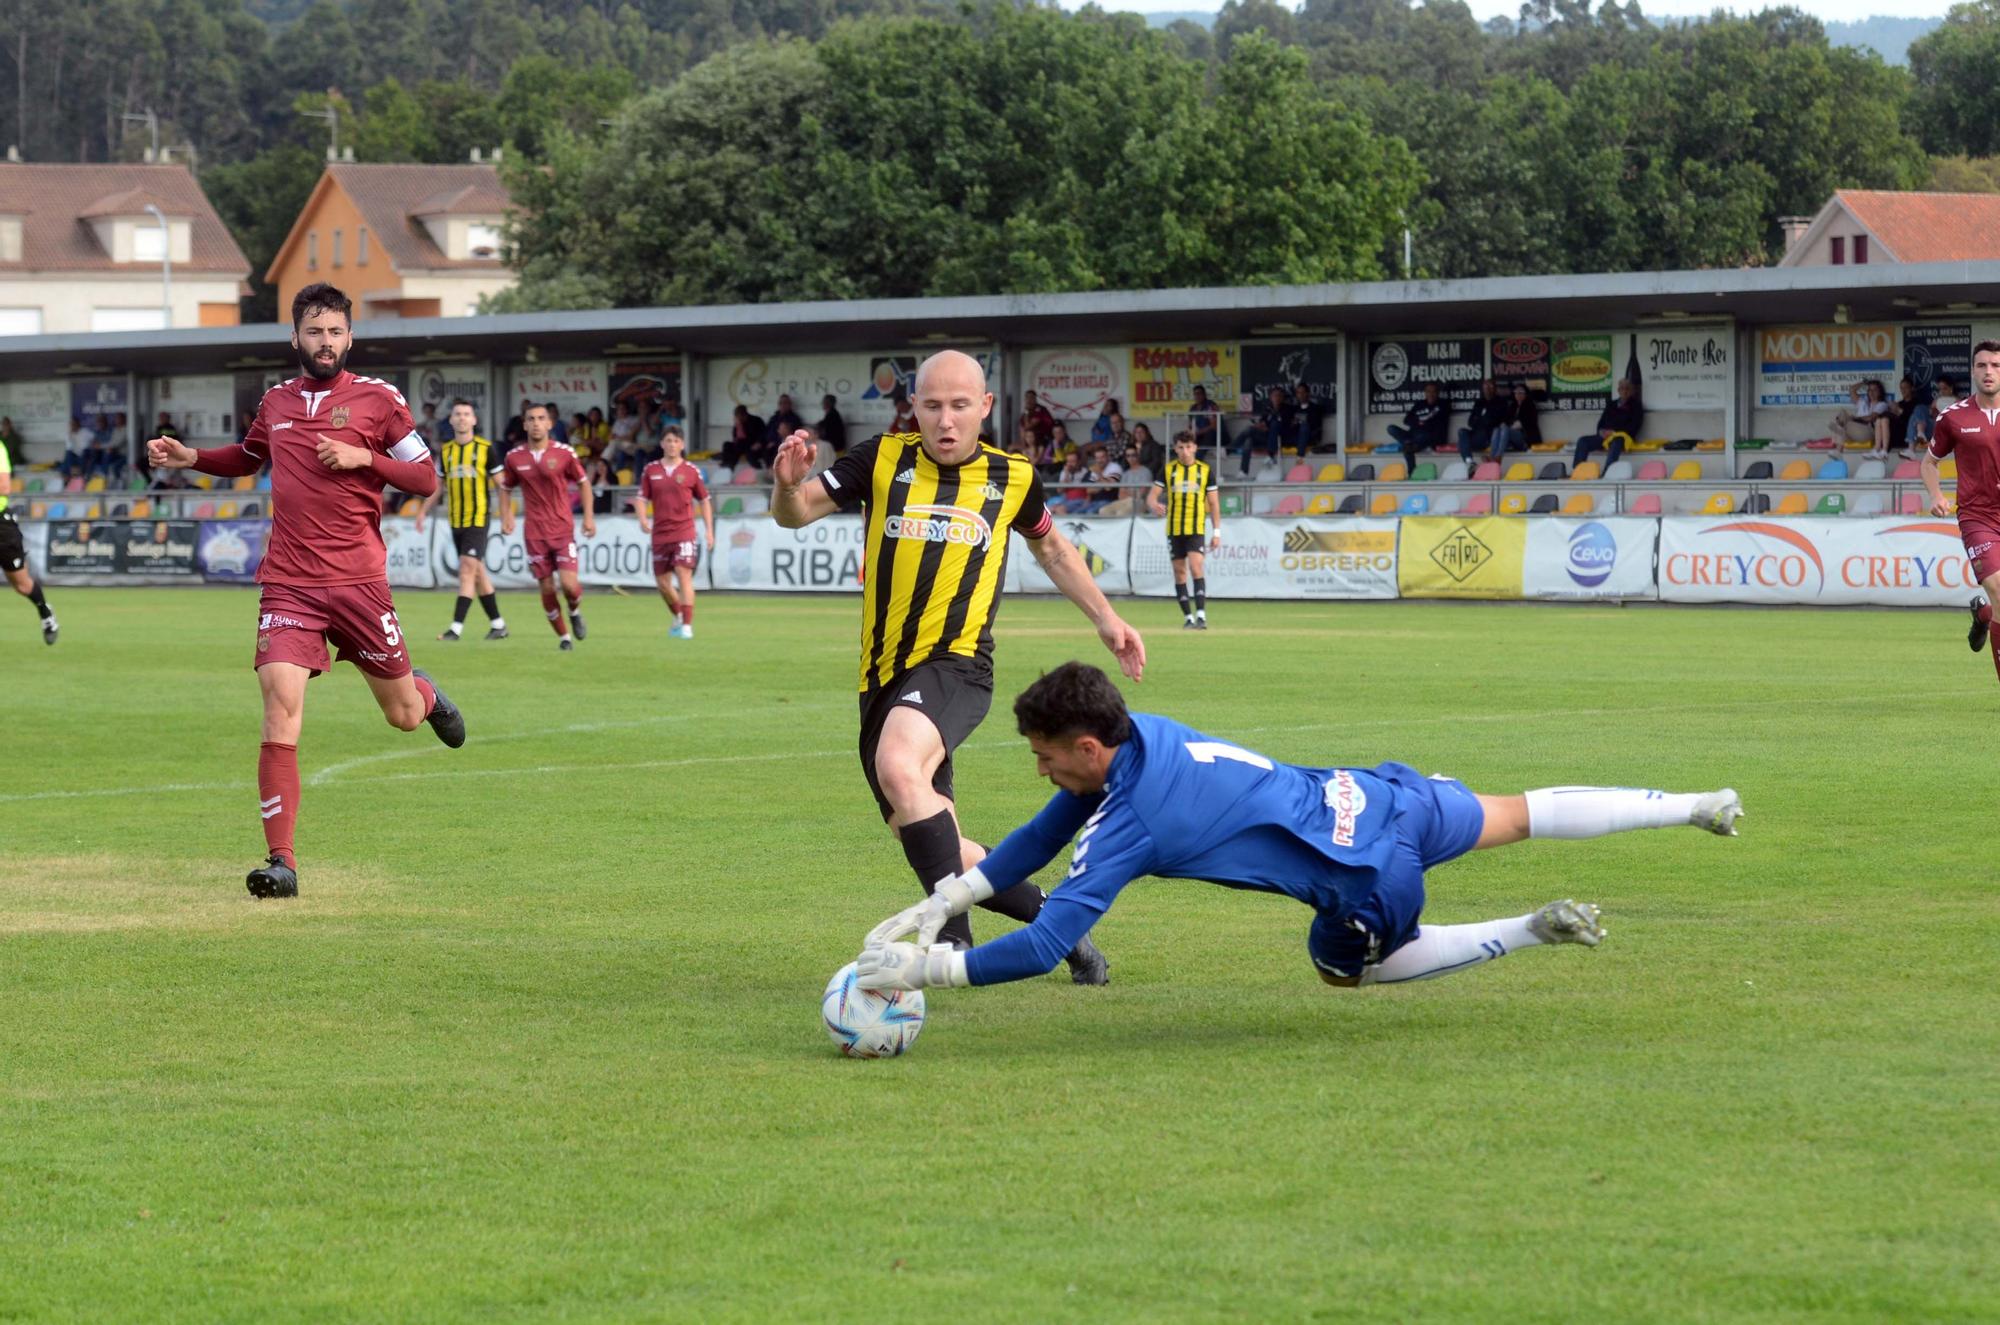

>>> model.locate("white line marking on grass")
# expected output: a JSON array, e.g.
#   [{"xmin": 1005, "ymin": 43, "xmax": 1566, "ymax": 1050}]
[{"xmin": 307, "ymin": 711, "xmax": 724, "ymax": 786}]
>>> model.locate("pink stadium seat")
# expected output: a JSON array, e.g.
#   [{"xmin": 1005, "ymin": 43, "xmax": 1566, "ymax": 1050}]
[
  {"xmin": 1635, "ymin": 460, "xmax": 1668, "ymax": 481},
  {"xmin": 1899, "ymin": 492, "xmax": 1923, "ymax": 515},
  {"xmin": 1284, "ymin": 463, "xmax": 1313, "ymax": 483},
  {"xmin": 1630, "ymin": 493, "xmax": 1662, "ymax": 515},
  {"xmin": 1462, "ymin": 492, "xmax": 1492, "ymax": 516},
  {"xmin": 64, "ymin": 476, "xmax": 85, "ymax": 492},
  {"xmin": 1274, "ymin": 494, "xmax": 1305, "ymax": 515},
  {"xmin": 1891, "ymin": 460, "xmax": 1921, "ymax": 480},
  {"xmin": 731, "ymin": 465, "xmax": 761, "ymax": 486},
  {"xmin": 1471, "ymin": 462, "xmax": 1501, "ymax": 481},
  {"xmin": 193, "ymin": 501, "xmax": 216, "ymax": 518}
]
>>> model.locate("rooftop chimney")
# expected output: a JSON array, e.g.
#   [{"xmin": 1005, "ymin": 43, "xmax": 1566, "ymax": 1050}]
[
  {"xmin": 490, "ymin": 147, "xmax": 502, "ymax": 163},
  {"xmin": 1777, "ymin": 215, "xmax": 1813, "ymax": 254},
  {"xmin": 6, "ymin": 145, "xmax": 21, "ymax": 164},
  {"xmin": 470, "ymin": 147, "xmax": 482, "ymax": 163}
]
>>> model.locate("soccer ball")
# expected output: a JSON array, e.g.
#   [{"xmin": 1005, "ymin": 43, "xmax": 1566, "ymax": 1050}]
[{"xmin": 821, "ymin": 961, "xmax": 925, "ymax": 1058}]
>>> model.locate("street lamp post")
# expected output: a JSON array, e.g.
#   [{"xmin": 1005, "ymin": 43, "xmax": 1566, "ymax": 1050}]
[{"xmin": 142, "ymin": 202, "xmax": 171, "ymax": 328}]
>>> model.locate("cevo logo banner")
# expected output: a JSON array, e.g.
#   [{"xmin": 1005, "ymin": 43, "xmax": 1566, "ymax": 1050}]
[
  {"xmin": 1396, "ymin": 516, "xmax": 1527, "ymax": 599},
  {"xmin": 1523, "ymin": 518, "xmax": 1658, "ymax": 600},
  {"xmin": 1658, "ymin": 518, "xmax": 1977, "ymax": 606}
]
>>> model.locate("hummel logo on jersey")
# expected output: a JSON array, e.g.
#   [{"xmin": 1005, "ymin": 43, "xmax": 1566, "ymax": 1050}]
[
  {"xmin": 895, "ymin": 467, "xmax": 917, "ymax": 484},
  {"xmin": 901, "ymin": 690, "xmax": 923, "ymax": 704},
  {"xmin": 271, "ymin": 421, "xmax": 294, "ymax": 432}
]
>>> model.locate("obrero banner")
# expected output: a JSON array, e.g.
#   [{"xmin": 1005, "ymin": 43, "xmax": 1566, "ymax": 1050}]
[
  {"xmin": 1657, "ymin": 517, "xmax": 1977, "ymax": 606},
  {"xmin": 1127, "ymin": 516, "xmax": 1398, "ymax": 600}
]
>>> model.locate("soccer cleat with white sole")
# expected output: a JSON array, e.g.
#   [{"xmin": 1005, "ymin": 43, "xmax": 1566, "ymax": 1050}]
[
  {"xmin": 1691, "ymin": 788, "xmax": 1743, "ymax": 836},
  {"xmin": 1970, "ymin": 598, "xmax": 1989, "ymax": 653},
  {"xmin": 1527, "ymin": 899, "xmax": 1604, "ymax": 947},
  {"xmin": 41, "ymin": 616, "xmax": 58, "ymax": 645}
]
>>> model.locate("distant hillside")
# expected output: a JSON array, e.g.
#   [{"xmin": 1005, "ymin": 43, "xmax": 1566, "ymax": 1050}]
[
  {"xmin": 1143, "ymin": 10, "xmax": 1216, "ymax": 28},
  {"xmin": 1824, "ymin": 15, "xmax": 1940, "ymax": 65}
]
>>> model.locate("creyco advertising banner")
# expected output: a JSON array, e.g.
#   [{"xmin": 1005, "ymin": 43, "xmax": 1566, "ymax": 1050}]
[
  {"xmin": 1758, "ymin": 325, "xmax": 1897, "ymax": 407},
  {"xmin": 1396, "ymin": 516, "xmax": 1528, "ymax": 599},
  {"xmin": 1522, "ymin": 518, "xmax": 1657, "ymax": 599},
  {"xmin": 1129, "ymin": 517, "xmax": 1398, "ymax": 600},
  {"xmin": 1367, "ymin": 339, "xmax": 1485, "ymax": 412},
  {"xmin": 1658, "ymin": 517, "xmax": 1979, "ymax": 606}
]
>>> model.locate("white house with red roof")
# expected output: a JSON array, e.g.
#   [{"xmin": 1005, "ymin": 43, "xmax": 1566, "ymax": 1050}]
[{"xmin": 1779, "ymin": 189, "xmax": 2000, "ymax": 267}]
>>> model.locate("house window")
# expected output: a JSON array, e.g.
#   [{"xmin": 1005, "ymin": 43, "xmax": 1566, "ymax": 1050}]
[
  {"xmin": 1854, "ymin": 234, "xmax": 1868, "ymax": 264},
  {"xmin": 308, "ymin": 230, "xmax": 319, "ymax": 270},
  {"xmin": 91, "ymin": 308, "xmax": 167, "ymax": 332},
  {"xmin": 358, "ymin": 227, "xmax": 369, "ymax": 264},
  {"xmin": 133, "ymin": 224, "xmax": 167, "ymax": 262},
  {"xmin": 333, "ymin": 228, "xmax": 344, "ymax": 267},
  {"xmin": 467, "ymin": 223, "xmax": 501, "ymax": 258},
  {"xmin": 0, "ymin": 307, "xmax": 42, "ymax": 336},
  {"xmin": 1830, "ymin": 236, "xmax": 1845, "ymax": 265}
]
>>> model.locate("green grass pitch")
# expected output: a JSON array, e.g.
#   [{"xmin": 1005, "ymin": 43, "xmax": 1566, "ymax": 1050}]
[{"xmin": 1, "ymin": 587, "xmax": 1995, "ymax": 1322}]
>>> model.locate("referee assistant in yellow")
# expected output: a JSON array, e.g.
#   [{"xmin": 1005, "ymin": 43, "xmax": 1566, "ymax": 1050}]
[
  {"xmin": 1147, "ymin": 429, "xmax": 1220, "ymax": 630},
  {"xmin": 417, "ymin": 398, "xmax": 509, "ymax": 641},
  {"xmin": 772, "ymin": 350, "xmax": 1145, "ymax": 981}
]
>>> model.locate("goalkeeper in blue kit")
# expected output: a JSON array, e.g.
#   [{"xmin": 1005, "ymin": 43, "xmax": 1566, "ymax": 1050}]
[{"xmin": 858, "ymin": 662, "xmax": 1743, "ymax": 993}]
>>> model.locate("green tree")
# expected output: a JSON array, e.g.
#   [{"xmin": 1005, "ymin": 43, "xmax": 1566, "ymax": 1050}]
[
  {"xmin": 1908, "ymin": 0, "xmax": 2000, "ymax": 155},
  {"xmin": 202, "ymin": 142, "xmax": 325, "ymax": 320}
]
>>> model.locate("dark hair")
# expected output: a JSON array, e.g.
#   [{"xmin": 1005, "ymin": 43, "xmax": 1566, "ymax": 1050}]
[
  {"xmin": 291, "ymin": 282, "xmax": 351, "ymax": 328},
  {"xmin": 1173, "ymin": 429, "xmax": 1195, "ymax": 444},
  {"xmin": 448, "ymin": 397, "xmax": 474, "ymax": 410},
  {"xmin": 1975, "ymin": 340, "xmax": 2000, "ymax": 358},
  {"xmin": 1014, "ymin": 662, "xmax": 1131, "ymax": 746},
  {"xmin": 524, "ymin": 403, "xmax": 550, "ymax": 420}
]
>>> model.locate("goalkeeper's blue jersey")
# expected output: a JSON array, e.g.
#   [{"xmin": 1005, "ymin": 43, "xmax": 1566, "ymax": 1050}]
[{"xmin": 966, "ymin": 712, "xmax": 1457, "ymax": 986}]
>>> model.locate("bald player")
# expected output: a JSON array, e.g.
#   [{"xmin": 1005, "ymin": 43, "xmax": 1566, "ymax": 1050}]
[{"xmin": 771, "ymin": 350, "xmax": 1145, "ymax": 983}]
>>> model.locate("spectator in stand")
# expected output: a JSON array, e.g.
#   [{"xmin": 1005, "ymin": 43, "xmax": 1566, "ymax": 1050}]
[
  {"xmin": 1889, "ymin": 377, "xmax": 1923, "ymax": 458},
  {"xmin": 817, "ymin": 394, "xmax": 848, "ymax": 454},
  {"xmin": 658, "ymin": 396, "xmax": 685, "ymax": 443},
  {"xmin": 1235, "ymin": 410, "xmax": 1278, "ymax": 477},
  {"xmin": 586, "ymin": 456, "xmax": 618, "ymax": 515},
  {"xmin": 61, "ymin": 416, "xmax": 92, "ymax": 481},
  {"xmin": 1388, "ymin": 383, "xmax": 1450, "ymax": 472},
  {"xmin": 567, "ymin": 412, "xmax": 593, "ymax": 463},
  {"xmin": 1019, "ymin": 390, "xmax": 1057, "ymax": 444},
  {"xmin": 1572, "ymin": 378, "xmax": 1643, "ymax": 472},
  {"xmin": 1493, "ymin": 383, "xmax": 1539, "ymax": 462},
  {"xmin": 1090, "ymin": 397, "xmax": 1124, "ymax": 445},
  {"xmin": 1132, "ymin": 422, "xmax": 1165, "ymax": 475},
  {"xmin": 1102, "ymin": 410, "xmax": 1132, "ymax": 454},
  {"xmin": 1831, "ymin": 380, "xmax": 1892, "ymax": 459},
  {"xmin": 1021, "ymin": 423, "xmax": 1059, "ymax": 475},
  {"xmin": 1049, "ymin": 420, "xmax": 1078, "ymax": 467},
  {"xmin": 86, "ymin": 415, "xmax": 126, "ymax": 482},
  {"xmin": 1050, "ymin": 448, "xmax": 1092, "ymax": 514},
  {"xmin": 1120, "ymin": 439, "xmax": 1151, "ymax": 490},
  {"xmin": 504, "ymin": 398, "xmax": 530, "ymax": 448},
  {"xmin": 544, "ymin": 403, "xmax": 569, "ymax": 444},
  {"xmin": 1456, "ymin": 379, "xmax": 1507, "ymax": 470},
  {"xmin": 610, "ymin": 399, "xmax": 643, "ymax": 457},
  {"xmin": 1188, "ymin": 385, "xmax": 1224, "ymax": 453},
  {"xmin": 719, "ymin": 404, "xmax": 766, "ymax": 470},
  {"xmin": 889, "ymin": 387, "xmax": 918, "ymax": 436},
  {"xmin": 766, "ymin": 393, "xmax": 805, "ymax": 448},
  {"xmin": 1292, "ymin": 382, "xmax": 1328, "ymax": 452}
]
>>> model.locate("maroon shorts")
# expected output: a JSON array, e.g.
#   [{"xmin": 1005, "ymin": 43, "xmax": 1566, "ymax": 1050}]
[
  {"xmin": 1962, "ymin": 517, "xmax": 2000, "ymax": 582},
  {"xmin": 525, "ymin": 532, "xmax": 577, "ymax": 581},
  {"xmin": 652, "ymin": 537, "xmax": 702, "ymax": 574},
  {"xmin": 254, "ymin": 581, "xmax": 410, "ymax": 680}
]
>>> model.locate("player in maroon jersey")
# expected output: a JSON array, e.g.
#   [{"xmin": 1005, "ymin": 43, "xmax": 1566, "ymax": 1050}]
[
  {"xmin": 498, "ymin": 404, "xmax": 595, "ymax": 650},
  {"xmin": 145, "ymin": 283, "xmax": 466, "ymax": 899},
  {"xmin": 636, "ymin": 425, "xmax": 713, "ymax": 639},
  {"xmin": 1924, "ymin": 340, "xmax": 2000, "ymax": 681}
]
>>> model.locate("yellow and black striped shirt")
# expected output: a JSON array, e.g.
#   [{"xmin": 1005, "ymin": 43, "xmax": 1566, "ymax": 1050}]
[
  {"xmin": 1158, "ymin": 458, "xmax": 1216, "ymax": 536},
  {"xmin": 437, "ymin": 434, "xmax": 501, "ymax": 528},
  {"xmin": 820, "ymin": 432, "xmax": 1052, "ymax": 692}
]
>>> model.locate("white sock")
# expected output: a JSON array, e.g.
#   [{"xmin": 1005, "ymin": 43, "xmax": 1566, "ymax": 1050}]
[
  {"xmin": 490, "ymin": 616, "xmax": 506, "ymax": 629},
  {"xmin": 1359, "ymin": 915, "xmax": 1540, "ymax": 984},
  {"xmin": 1525, "ymin": 787, "xmax": 1700, "ymax": 839}
]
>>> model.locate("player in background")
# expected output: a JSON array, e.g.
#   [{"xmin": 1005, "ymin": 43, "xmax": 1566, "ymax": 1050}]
[
  {"xmin": 499, "ymin": 403, "xmax": 594, "ymax": 651},
  {"xmin": 859, "ymin": 661, "xmax": 1742, "ymax": 994},
  {"xmin": 771, "ymin": 350, "xmax": 1145, "ymax": 982},
  {"xmin": 636, "ymin": 425, "xmax": 713, "ymax": 639},
  {"xmin": 0, "ymin": 440, "xmax": 58, "ymax": 643},
  {"xmin": 1925, "ymin": 341, "xmax": 2000, "ymax": 679},
  {"xmin": 146, "ymin": 282, "xmax": 466, "ymax": 899},
  {"xmin": 1146, "ymin": 430, "xmax": 1220, "ymax": 629},
  {"xmin": 417, "ymin": 398, "xmax": 509, "ymax": 641}
]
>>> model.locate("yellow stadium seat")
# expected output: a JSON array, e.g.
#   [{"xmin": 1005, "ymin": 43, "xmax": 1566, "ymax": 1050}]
[
  {"xmin": 1940, "ymin": 458, "xmax": 1958, "ymax": 479},
  {"xmin": 83, "ymin": 503, "xmax": 101, "ymax": 518},
  {"xmin": 616, "ymin": 468, "xmax": 636, "ymax": 486},
  {"xmin": 216, "ymin": 501, "xmax": 239, "ymax": 518},
  {"xmin": 1571, "ymin": 462, "xmax": 1601, "ymax": 481},
  {"xmin": 1377, "ymin": 462, "xmax": 1407, "ymax": 483},
  {"xmin": 1498, "ymin": 493, "xmax": 1528, "ymax": 515},
  {"xmin": 1778, "ymin": 460, "xmax": 1812, "ymax": 481},
  {"xmin": 1502, "ymin": 462, "xmax": 1534, "ymax": 482},
  {"xmin": 1775, "ymin": 493, "xmax": 1808, "ymax": 515},
  {"xmin": 1561, "ymin": 493, "xmax": 1595, "ymax": 515},
  {"xmin": 1305, "ymin": 494, "xmax": 1336, "ymax": 514},
  {"xmin": 1315, "ymin": 463, "xmax": 1344, "ymax": 482},
  {"xmin": 398, "ymin": 498, "xmax": 422, "ymax": 518},
  {"xmin": 1629, "ymin": 438, "xmax": 1668, "ymax": 452},
  {"xmin": 85, "ymin": 476, "xmax": 107, "ymax": 493},
  {"xmin": 233, "ymin": 475, "xmax": 257, "ymax": 491},
  {"xmin": 1696, "ymin": 438, "xmax": 1725, "ymax": 451},
  {"xmin": 29, "ymin": 501, "xmax": 46, "ymax": 518},
  {"xmin": 193, "ymin": 475, "xmax": 213, "ymax": 490},
  {"xmin": 1529, "ymin": 440, "xmax": 1564, "ymax": 452},
  {"xmin": 1699, "ymin": 492, "xmax": 1734, "ymax": 515},
  {"xmin": 1670, "ymin": 461, "xmax": 1703, "ymax": 481},
  {"xmin": 1369, "ymin": 493, "xmax": 1397, "ymax": 516},
  {"xmin": 129, "ymin": 499, "xmax": 151, "ymax": 519}
]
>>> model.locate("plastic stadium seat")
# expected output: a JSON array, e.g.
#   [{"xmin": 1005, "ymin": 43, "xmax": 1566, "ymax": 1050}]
[
  {"xmin": 22, "ymin": 476, "xmax": 42, "ymax": 493},
  {"xmin": 257, "ymin": 473, "xmax": 273, "ymax": 491},
  {"xmin": 193, "ymin": 501, "xmax": 215, "ymax": 518},
  {"xmin": 1305, "ymin": 494, "xmax": 1336, "ymax": 515},
  {"xmin": 1741, "ymin": 493, "xmax": 1770, "ymax": 514},
  {"xmin": 1274, "ymin": 494, "xmax": 1305, "ymax": 516},
  {"xmin": 1471, "ymin": 461, "xmax": 1501, "ymax": 481},
  {"xmin": 1398, "ymin": 493, "xmax": 1430, "ymax": 515},
  {"xmin": 1284, "ymin": 463, "xmax": 1313, "ymax": 483},
  {"xmin": 82, "ymin": 503, "xmax": 101, "ymax": 518},
  {"xmin": 241, "ymin": 501, "xmax": 261, "ymax": 517},
  {"xmin": 1252, "ymin": 462, "xmax": 1283, "ymax": 484},
  {"xmin": 736, "ymin": 491, "xmax": 771, "ymax": 517},
  {"xmin": 1630, "ymin": 493, "xmax": 1662, "ymax": 515},
  {"xmin": 1220, "ymin": 492, "xmax": 1245, "ymax": 516},
  {"xmin": 1461, "ymin": 492, "xmax": 1492, "ymax": 516},
  {"xmin": 29, "ymin": 501, "xmax": 47, "ymax": 518},
  {"xmin": 1815, "ymin": 493, "xmax": 1847, "ymax": 515},
  {"xmin": 1337, "ymin": 494, "xmax": 1364, "ymax": 515},
  {"xmin": 616, "ymin": 468, "xmax": 636, "ymax": 486},
  {"xmin": 1250, "ymin": 492, "xmax": 1279, "ymax": 515},
  {"xmin": 1498, "ymin": 493, "xmax": 1527, "ymax": 515},
  {"xmin": 1632, "ymin": 437, "xmax": 1669, "ymax": 451},
  {"xmin": 65, "ymin": 476, "xmax": 85, "ymax": 492},
  {"xmin": 1849, "ymin": 491, "xmax": 1887, "ymax": 516},
  {"xmin": 1571, "ymin": 461, "xmax": 1601, "ymax": 481},
  {"xmin": 1538, "ymin": 462, "xmax": 1567, "ymax": 480},
  {"xmin": 109, "ymin": 501, "xmax": 129, "ymax": 517},
  {"xmin": 1891, "ymin": 460, "xmax": 1921, "ymax": 480},
  {"xmin": 1940, "ymin": 458, "xmax": 1958, "ymax": 479},
  {"xmin": 1743, "ymin": 461, "xmax": 1773, "ymax": 480},
  {"xmin": 85, "ymin": 476, "xmax": 107, "ymax": 493},
  {"xmin": 1502, "ymin": 462, "xmax": 1534, "ymax": 482},
  {"xmin": 217, "ymin": 501, "xmax": 239, "ymax": 519},
  {"xmin": 1669, "ymin": 461, "xmax": 1702, "ymax": 482},
  {"xmin": 1898, "ymin": 492, "xmax": 1925, "ymax": 515},
  {"xmin": 233, "ymin": 475, "xmax": 257, "ymax": 491},
  {"xmin": 1699, "ymin": 493, "xmax": 1735, "ymax": 515},
  {"xmin": 1409, "ymin": 462, "xmax": 1438, "ymax": 482},
  {"xmin": 719, "ymin": 496, "xmax": 743, "ymax": 516},
  {"xmin": 1802, "ymin": 437, "xmax": 1837, "ymax": 451},
  {"xmin": 1561, "ymin": 493, "xmax": 1595, "ymax": 515},
  {"xmin": 1602, "ymin": 460, "xmax": 1634, "ymax": 482},
  {"xmin": 1696, "ymin": 439, "xmax": 1726, "ymax": 451},
  {"xmin": 1369, "ymin": 493, "xmax": 1397, "ymax": 516},
  {"xmin": 1819, "ymin": 459, "xmax": 1848, "ymax": 480},
  {"xmin": 1636, "ymin": 460, "xmax": 1669, "ymax": 481},
  {"xmin": 732, "ymin": 465, "xmax": 761, "ymax": 485},
  {"xmin": 1372, "ymin": 441, "xmax": 1402, "ymax": 454},
  {"xmin": 1429, "ymin": 491, "xmax": 1463, "ymax": 516},
  {"xmin": 1348, "ymin": 463, "xmax": 1376, "ymax": 482},
  {"xmin": 1315, "ymin": 463, "xmax": 1345, "ymax": 482},
  {"xmin": 1377, "ymin": 462, "xmax": 1408, "ymax": 483},
  {"xmin": 1775, "ymin": 493, "xmax": 1808, "ymax": 515},
  {"xmin": 1529, "ymin": 493, "xmax": 1560, "ymax": 514},
  {"xmin": 1778, "ymin": 460, "xmax": 1812, "ymax": 481},
  {"xmin": 129, "ymin": 499, "xmax": 150, "ymax": 519},
  {"xmin": 1848, "ymin": 459, "xmax": 1885, "ymax": 482}
]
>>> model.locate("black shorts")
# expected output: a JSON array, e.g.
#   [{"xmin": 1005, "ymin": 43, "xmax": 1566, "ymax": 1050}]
[
  {"xmin": 451, "ymin": 525, "xmax": 490, "ymax": 561},
  {"xmin": 0, "ymin": 514, "xmax": 23, "ymax": 574},
  {"xmin": 857, "ymin": 656, "xmax": 994, "ymax": 821},
  {"xmin": 1168, "ymin": 532, "xmax": 1208, "ymax": 560}
]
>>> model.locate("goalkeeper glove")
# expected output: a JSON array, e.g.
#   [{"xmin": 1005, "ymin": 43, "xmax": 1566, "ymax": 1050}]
[
  {"xmin": 914, "ymin": 867, "xmax": 996, "ymax": 948},
  {"xmin": 854, "ymin": 941, "xmax": 969, "ymax": 992}
]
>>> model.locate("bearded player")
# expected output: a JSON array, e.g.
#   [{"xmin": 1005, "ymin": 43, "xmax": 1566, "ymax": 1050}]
[
  {"xmin": 636, "ymin": 425, "xmax": 713, "ymax": 639},
  {"xmin": 1927, "ymin": 340, "xmax": 2000, "ymax": 679},
  {"xmin": 499, "ymin": 403, "xmax": 594, "ymax": 650},
  {"xmin": 146, "ymin": 283, "xmax": 466, "ymax": 899}
]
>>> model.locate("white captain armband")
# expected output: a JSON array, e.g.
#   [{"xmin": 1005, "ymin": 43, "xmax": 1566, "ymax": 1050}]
[{"xmin": 388, "ymin": 432, "xmax": 430, "ymax": 463}]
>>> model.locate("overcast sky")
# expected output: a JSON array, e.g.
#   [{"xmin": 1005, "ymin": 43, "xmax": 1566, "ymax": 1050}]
[{"xmin": 1090, "ymin": 1, "xmax": 1954, "ymax": 25}]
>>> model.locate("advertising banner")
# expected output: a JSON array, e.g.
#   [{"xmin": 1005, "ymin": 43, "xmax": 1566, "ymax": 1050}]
[
  {"xmin": 1128, "ymin": 345, "xmax": 1240, "ymax": 413},
  {"xmin": 1367, "ymin": 339, "xmax": 1484, "ymax": 412},
  {"xmin": 1012, "ymin": 518, "xmax": 1132, "ymax": 596},
  {"xmin": 382, "ymin": 518, "xmax": 436, "ymax": 589},
  {"xmin": 1240, "ymin": 342, "xmax": 1338, "ymax": 413},
  {"xmin": 709, "ymin": 354, "xmax": 925, "ymax": 433},
  {"xmin": 0, "ymin": 378, "xmax": 71, "ymax": 446},
  {"xmin": 1396, "ymin": 516, "xmax": 1528, "ymax": 599},
  {"xmin": 117, "ymin": 519, "xmax": 200, "ymax": 578},
  {"xmin": 510, "ymin": 361, "xmax": 608, "ymax": 424},
  {"xmin": 1902, "ymin": 325, "xmax": 1969, "ymax": 397},
  {"xmin": 1758, "ymin": 325, "xmax": 1896, "ymax": 407},
  {"xmin": 409, "ymin": 361, "xmax": 492, "ymax": 422},
  {"xmin": 19, "ymin": 520, "xmax": 48, "ymax": 577},
  {"xmin": 1638, "ymin": 329, "xmax": 1731, "ymax": 411},
  {"xmin": 158, "ymin": 374, "xmax": 238, "ymax": 441},
  {"xmin": 44, "ymin": 520, "xmax": 121, "ymax": 575},
  {"xmin": 1549, "ymin": 333, "xmax": 1617, "ymax": 411},
  {"xmin": 1130, "ymin": 517, "xmax": 1398, "ymax": 600},
  {"xmin": 429, "ymin": 516, "xmax": 662, "ymax": 591},
  {"xmin": 70, "ymin": 377, "xmax": 129, "ymax": 425},
  {"xmin": 1021, "ymin": 347, "xmax": 1127, "ymax": 423},
  {"xmin": 609, "ymin": 361, "xmax": 683, "ymax": 416},
  {"xmin": 1489, "ymin": 335, "xmax": 1552, "ymax": 398},
  {"xmin": 1657, "ymin": 517, "xmax": 1978, "ymax": 606},
  {"xmin": 198, "ymin": 519, "xmax": 268, "ymax": 582},
  {"xmin": 1522, "ymin": 518, "xmax": 1657, "ymax": 600},
  {"xmin": 710, "ymin": 515, "xmax": 864, "ymax": 593}
]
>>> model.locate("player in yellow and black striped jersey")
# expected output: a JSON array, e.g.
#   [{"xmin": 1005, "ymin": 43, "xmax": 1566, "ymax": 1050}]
[
  {"xmin": 770, "ymin": 350, "xmax": 1145, "ymax": 979},
  {"xmin": 0, "ymin": 439, "xmax": 59, "ymax": 643},
  {"xmin": 417, "ymin": 398, "xmax": 510, "ymax": 641},
  {"xmin": 1147, "ymin": 430, "xmax": 1220, "ymax": 629}
]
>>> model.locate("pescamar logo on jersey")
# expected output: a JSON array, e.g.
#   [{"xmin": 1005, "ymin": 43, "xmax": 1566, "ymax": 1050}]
[
  {"xmin": 1324, "ymin": 769, "xmax": 1368, "ymax": 847},
  {"xmin": 884, "ymin": 504, "xmax": 992, "ymax": 549}
]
